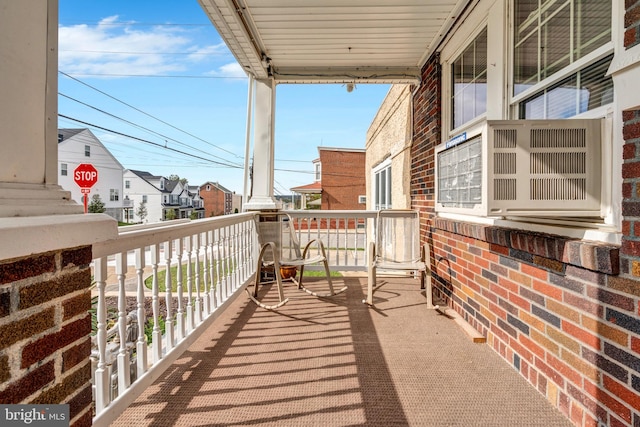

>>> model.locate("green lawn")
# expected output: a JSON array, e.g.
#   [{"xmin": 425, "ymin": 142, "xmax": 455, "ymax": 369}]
[
  {"xmin": 144, "ymin": 262, "xmax": 341, "ymax": 292},
  {"xmin": 144, "ymin": 261, "xmax": 233, "ymax": 292}
]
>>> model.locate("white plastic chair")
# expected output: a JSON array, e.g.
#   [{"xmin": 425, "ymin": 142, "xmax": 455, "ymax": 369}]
[
  {"xmin": 364, "ymin": 209, "xmax": 436, "ymax": 308},
  {"xmin": 247, "ymin": 214, "xmax": 346, "ymax": 310}
]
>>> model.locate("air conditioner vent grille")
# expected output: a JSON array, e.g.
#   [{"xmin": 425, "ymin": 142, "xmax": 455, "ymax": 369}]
[
  {"xmin": 530, "ymin": 152, "xmax": 586, "ymax": 174},
  {"xmin": 494, "ymin": 179, "xmax": 517, "ymax": 200},
  {"xmin": 530, "ymin": 178, "xmax": 587, "ymax": 200},
  {"xmin": 531, "ymin": 129, "xmax": 586, "ymax": 148},
  {"xmin": 494, "ymin": 129, "xmax": 517, "ymax": 148},
  {"xmin": 494, "ymin": 153, "xmax": 516, "ymax": 174}
]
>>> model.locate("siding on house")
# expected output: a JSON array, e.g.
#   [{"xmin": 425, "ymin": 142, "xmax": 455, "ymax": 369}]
[
  {"xmin": 365, "ymin": 85, "xmax": 413, "ymax": 210},
  {"xmin": 58, "ymin": 129, "xmax": 124, "ymax": 221}
]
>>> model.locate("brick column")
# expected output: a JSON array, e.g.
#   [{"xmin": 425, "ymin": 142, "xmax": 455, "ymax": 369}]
[
  {"xmin": 0, "ymin": 247, "xmax": 94, "ymax": 427},
  {"xmin": 621, "ymin": 110, "xmax": 640, "ymax": 276},
  {"xmin": 410, "ymin": 53, "xmax": 441, "ymax": 241}
]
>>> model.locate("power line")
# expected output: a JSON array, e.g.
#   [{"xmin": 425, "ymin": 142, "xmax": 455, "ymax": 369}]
[
  {"xmin": 61, "ymin": 72, "xmax": 245, "ymax": 79},
  {"xmin": 59, "ymin": 114, "xmax": 242, "ymax": 169},
  {"xmin": 60, "ymin": 21, "xmax": 210, "ymax": 27},
  {"xmin": 59, "ymin": 70, "xmax": 244, "ymax": 157},
  {"xmin": 59, "ymin": 92, "xmax": 242, "ymax": 167},
  {"xmin": 60, "ymin": 49, "xmax": 226, "ymax": 56}
]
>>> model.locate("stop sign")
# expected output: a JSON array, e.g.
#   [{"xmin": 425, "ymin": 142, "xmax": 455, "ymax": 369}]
[{"xmin": 73, "ymin": 163, "xmax": 98, "ymax": 188}]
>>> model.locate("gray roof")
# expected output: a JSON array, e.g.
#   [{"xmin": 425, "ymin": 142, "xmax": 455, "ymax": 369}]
[
  {"xmin": 58, "ymin": 128, "xmax": 86, "ymax": 142},
  {"xmin": 202, "ymin": 181, "xmax": 233, "ymax": 194}
]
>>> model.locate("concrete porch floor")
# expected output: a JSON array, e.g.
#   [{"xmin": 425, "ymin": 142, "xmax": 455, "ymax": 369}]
[{"xmin": 110, "ymin": 275, "xmax": 572, "ymax": 426}]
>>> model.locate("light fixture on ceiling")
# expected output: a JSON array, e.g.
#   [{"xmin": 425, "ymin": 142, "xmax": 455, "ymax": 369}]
[{"xmin": 345, "ymin": 83, "xmax": 355, "ymax": 93}]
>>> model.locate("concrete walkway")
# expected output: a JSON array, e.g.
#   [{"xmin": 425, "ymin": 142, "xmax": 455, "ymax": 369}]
[{"xmin": 111, "ymin": 275, "xmax": 572, "ymax": 426}]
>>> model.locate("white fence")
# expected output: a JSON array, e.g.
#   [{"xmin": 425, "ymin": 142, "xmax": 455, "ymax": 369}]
[
  {"xmin": 89, "ymin": 209, "xmax": 413, "ymax": 425},
  {"xmin": 91, "ymin": 213, "xmax": 258, "ymax": 427},
  {"xmin": 285, "ymin": 210, "xmax": 375, "ymax": 270}
]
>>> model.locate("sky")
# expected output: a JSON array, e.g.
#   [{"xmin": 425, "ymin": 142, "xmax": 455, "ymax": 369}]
[{"xmin": 58, "ymin": 0, "xmax": 391, "ymax": 196}]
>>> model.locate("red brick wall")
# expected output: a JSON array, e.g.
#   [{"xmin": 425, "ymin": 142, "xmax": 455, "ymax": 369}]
[
  {"xmin": 200, "ymin": 185, "xmax": 226, "ymax": 217},
  {"xmin": 410, "ymin": 48, "xmax": 640, "ymax": 427},
  {"xmin": 411, "ymin": 53, "xmax": 440, "ymax": 242},
  {"xmin": 625, "ymin": 0, "xmax": 640, "ymax": 49},
  {"xmin": 0, "ymin": 247, "xmax": 94, "ymax": 427},
  {"xmin": 319, "ymin": 150, "xmax": 366, "ymax": 210},
  {"xmin": 428, "ymin": 220, "xmax": 638, "ymax": 427}
]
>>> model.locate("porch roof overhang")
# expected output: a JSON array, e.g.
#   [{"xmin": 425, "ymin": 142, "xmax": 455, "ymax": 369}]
[{"xmin": 198, "ymin": 0, "xmax": 468, "ymax": 84}]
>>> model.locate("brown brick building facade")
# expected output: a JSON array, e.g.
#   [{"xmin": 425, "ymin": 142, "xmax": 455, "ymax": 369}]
[
  {"xmin": 318, "ymin": 148, "xmax": 366, "ymax": 211},
  {"xmin": 200, "ymin": 182, "xmax": 233, "ymax": 217}
]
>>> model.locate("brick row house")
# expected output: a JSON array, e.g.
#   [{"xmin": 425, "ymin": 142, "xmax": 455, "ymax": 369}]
[
  {"xmin": 295, "ymin": 147, "xmax": 366, "ymax": 211},
  {"xmin": 291, "ymin": 147, "xmax": 366, "ymax": 229},
  {"xmin": 199, "ymin": 181, "xmax": 234, "ymax": 217}
]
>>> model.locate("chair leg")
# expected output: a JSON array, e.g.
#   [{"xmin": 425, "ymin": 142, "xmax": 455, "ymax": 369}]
[
  {"xmin": 424, "ymin": 271, "xmax": 437, "ymax": 309},
  {"xmin": 364, "ymin": 265, "xmax": 376, "ymax": 305},
  {"xmin": 323, "ymin": 260, "xmax": 335, "ymax": 294},
  {"xmin": 246, "ymin": 242, "xmax": 289, "ymax": 310},
  {"xmin": 297, "ymin": 260, "xmax": 347, "ymax": 298}
]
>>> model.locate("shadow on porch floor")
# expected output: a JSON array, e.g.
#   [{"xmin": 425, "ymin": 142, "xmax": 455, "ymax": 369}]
[{"xmin": 111, "ymin": 275, "xmax": 571, "ymax": 426}]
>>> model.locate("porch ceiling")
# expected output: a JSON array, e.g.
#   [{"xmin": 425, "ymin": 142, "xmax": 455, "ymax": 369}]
[{"xmin": 198, "ymin": 0, "xmax": 468, "ymax": 84}]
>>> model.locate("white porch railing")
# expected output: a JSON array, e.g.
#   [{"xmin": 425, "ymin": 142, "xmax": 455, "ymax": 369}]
[
  {"xmin": 88, "ymin": 209, "xmax": 409, "ymax": 425},
  {"xmin": 90, "ymin": 212, "xmax": 258, "ymax": 427},
  {"xmin": 285, "ymin": 210, "xmax": 374, "ymax": 271}
]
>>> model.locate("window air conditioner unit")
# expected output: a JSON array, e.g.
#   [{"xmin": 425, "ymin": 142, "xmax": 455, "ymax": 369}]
[{"xmin": 436, "ymin": 119, "xmax": 603, "ymax": 217}]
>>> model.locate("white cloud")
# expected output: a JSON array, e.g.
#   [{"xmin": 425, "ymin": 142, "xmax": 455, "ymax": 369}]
[
  {"xmin": 186, "ymin": 43, "xmax": 229, "ymax": 62},
  {"xmin": 59, "ymin": 16, "xmax": 227, "ymax": 77},
  {"xmin": 205, "ymin": 62, "xmax": 247, "ymax": 79}
]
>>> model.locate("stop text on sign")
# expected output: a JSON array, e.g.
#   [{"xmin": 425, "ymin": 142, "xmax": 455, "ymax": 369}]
[
  {"xmin": 74, "ymin": 170, "xmax": 97, "ymax": 182},
  {"xmin": 73, "ymin": 163, "xmax": 98, "ymax": 189}
]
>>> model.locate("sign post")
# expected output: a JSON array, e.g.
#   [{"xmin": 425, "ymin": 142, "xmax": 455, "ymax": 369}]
[{"xmin": 73, "ymin": 163, "xmax": 99, "ymax": 213}]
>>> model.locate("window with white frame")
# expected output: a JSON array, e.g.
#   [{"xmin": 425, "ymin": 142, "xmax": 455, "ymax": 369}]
[
  {"xmin": 84, "ymin": 145, "xmax": 90, "ymax": 157},
  {"xmin": 452, "ymin": 27, "xmax": 487, "ymax": 130},
  {"xmin": 373, "ymin": 160, "xmax": 392, "ymax": 210},
  {"xmin": 61, "ymin": 163, "xmax": 67, "ymax": 176},
  {"xmin": 518, "ymin": 54, "xmax": 614, "ymax": 119},
  {"xmin": 110, "ymin": 189, "xmax": 119, "ymax": 201},
  {"xmin": 314, "ymin": 162, "xmax": 321, "ymax": 181},
  {"xmin": 513, "ymin": 0, "xmax": 612, "ymax": 97},
  {"xmin": 125, "ymin": 180, "xmax": 130, "ymax": 189},
  {"xmin": 142, "ymin": 195, "xmax": 147, "ymax": 203},
  {"xmin": 435, "ymin": 0, "xmax": 612, "ymax": 221}
]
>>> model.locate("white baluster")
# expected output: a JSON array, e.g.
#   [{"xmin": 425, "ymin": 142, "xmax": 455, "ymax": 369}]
[
  {"xmin": 93, "ymin": 257, "xmax": 110, "ymax": 413},
  {"xmin": 193, "ymin": 233, "xmax": 203, "ymax": 324},
  {"xmin": 134, "ymin": 248, "xmax": 147, "ymax": 376},
  {"xmin": 185, "ymin": 235, "xmax": 194, "ymax": 332},
  {"xmin": 223, "ymin": 227, "xmax": 231, "ymax": 297},
  {"xmin": 202, "ymin": 232, "xmax": 211, "ymax": 316},
  {"xmin": 115, "ymin": 252, "xmax": 131, "ymax": 393},
  {"xmin": 164, "ymin": 241, "xmax": 174, "ymax": 350},
  {"xmin": 150, "ymin": 245, "xmax": 162, "ymax": 362},
  {"xmin": 208, "ymin": 230, "xmax": 217, "ymax": 310},
  {"xmin": 214, "ymin": 229, "xmax": 223, "ymax": 303},
  {"xmin": 239, "ymin": 221, "xmax": 248, "ymax": 283},
  {"xmin": 174, "ymin": 238, "xmax": 185, "ymax": 340},
  {"xmin": 231, "ymin": 223, "xmax": 239, "ymax": 290}
]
